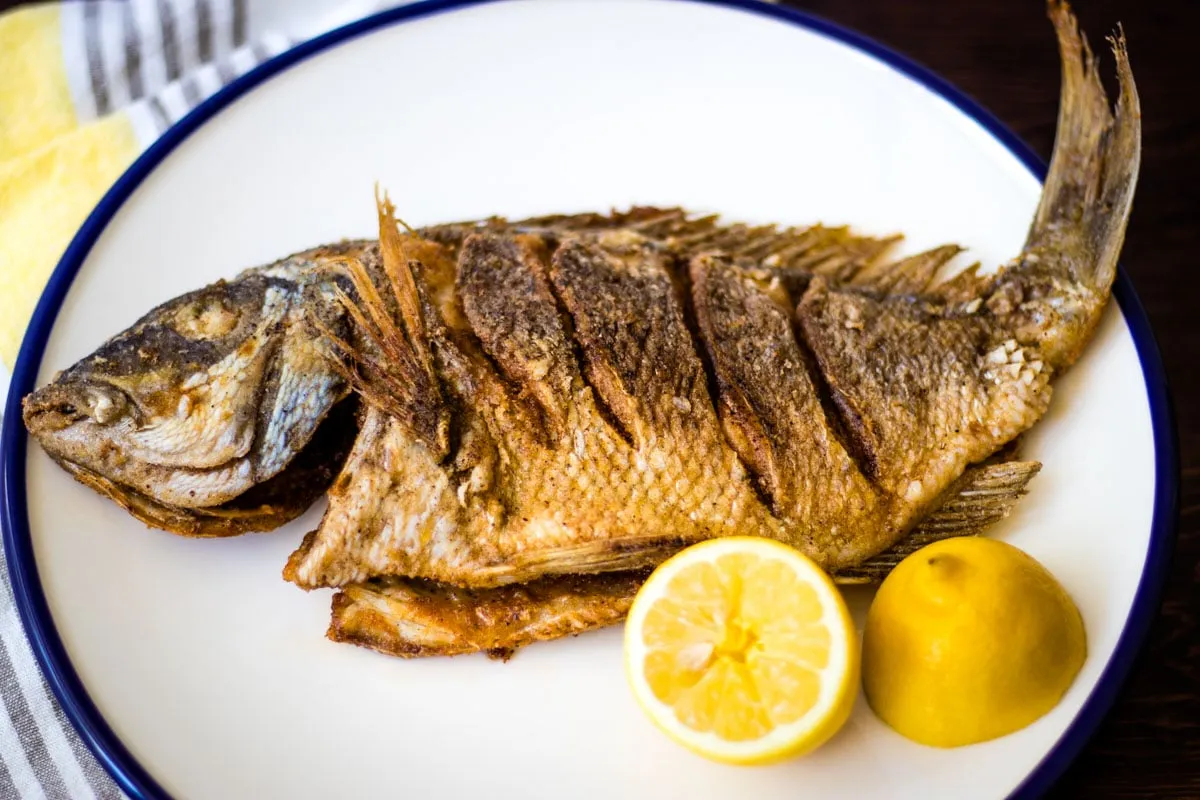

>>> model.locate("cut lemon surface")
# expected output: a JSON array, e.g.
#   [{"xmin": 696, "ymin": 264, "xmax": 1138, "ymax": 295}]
[{"xmin": 624, "ymin": 537, "xmax": 858, "ymax": 765}]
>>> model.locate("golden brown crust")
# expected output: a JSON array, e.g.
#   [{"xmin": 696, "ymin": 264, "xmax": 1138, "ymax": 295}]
[
  {"xmin": 547, "ymin": 233, "xmax": 712, "ymax": 446},
  {"xmin": 456, "ymin": 233, "xmax": 575, "ymax": 441},
  {"xmin": 689, "ymin": 255, "xmax": 889, "ymax": 543},
  {"xmin": 290, "ymin": 4, "xmax": 1140, "ymax": 597},
  {"xmin": 291, "ymin": 226, "xmax": 1053, "ymax": 586},
  {"xmin": 796, "ymin": 278, "xmax": 1052, "ymax": 561},
  {"xmin": 56, "ymin": 396, "xmax": 356, "ymax": 538},
  {"xmin": 55, "ymin": 398, "xmax": 355, "ymax": 537},
  {"xmin": 327, "ymin": 571, "xmax": 649, "ymax": 659},
  {"xmin": 324, "ymin": 456, "xmax": 1041, "ymax": 659}
]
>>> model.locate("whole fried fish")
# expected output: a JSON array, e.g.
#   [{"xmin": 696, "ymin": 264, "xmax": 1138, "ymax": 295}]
[
  {"xmin": 22, "ymin": 2, "xmax": 1139, "ymax": 662},
  {"xmin": 284, "ymin": 1, "xmax": 1139, "ymax": 660}
]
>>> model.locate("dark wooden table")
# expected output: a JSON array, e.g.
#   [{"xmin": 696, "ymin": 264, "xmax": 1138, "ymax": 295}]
[{"xmin": 1, "ymin": 0, "xmax": 1196, "ymax": 796}]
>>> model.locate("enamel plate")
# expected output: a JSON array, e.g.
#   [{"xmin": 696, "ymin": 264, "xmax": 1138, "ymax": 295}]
[{"xmin": 1, "ymin": 1, "xmax": 1177, "ymax": 798}]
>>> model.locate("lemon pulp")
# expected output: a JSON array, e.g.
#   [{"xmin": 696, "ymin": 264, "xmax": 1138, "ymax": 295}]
[{"xmin": 625, "ymin": 537, "xmax": 858, "ymax": 764}]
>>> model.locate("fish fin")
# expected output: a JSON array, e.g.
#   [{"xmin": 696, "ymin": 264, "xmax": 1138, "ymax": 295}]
[
  {"xmin": 987, "ymin": 2, "xmax": 1140, "ymax": 371},
  {"xmin": 929, "ymin": 262, "xmax": 986, "ymax": 304},
  {"xmin": 322, "ymin": 191, "xmax": 451, "ymax": 458},
  {"xmin": 327, "ymin": 572, "xmax": 647, "ymax": 659},
  {"xmin": 426, "ymin": 208, "xmax": 905, "ymax": 293},
  {"xmin": 851, "ymin": 244, "xmax": 964, "ymax": 295},
  {"xmin": 517, "ymin": 207, "xmax": 693, "ymax": 236},
  {"xmin": 834, "ymin": 460, "xmax": 1042, "ymax": 583},
  {"xmin": 798, "ymin": 232, "xmax": 902, "ymax": 283},
  {"xmin": 1029, "ymin": 1, "xmax": 1139, "ymax": 295}
]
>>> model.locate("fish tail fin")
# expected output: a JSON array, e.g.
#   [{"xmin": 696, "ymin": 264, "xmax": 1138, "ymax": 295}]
[
  {"xmin": 834, "ymin": 460, "xmax": 1042, "ymax": 584},
  {"xmin": 984, "ymin": 2, "xmax": 1140, "ymax": 372},
  {"xmin": 1026, "ymin": 1, "xmax": 1140, "ymax": 297}
]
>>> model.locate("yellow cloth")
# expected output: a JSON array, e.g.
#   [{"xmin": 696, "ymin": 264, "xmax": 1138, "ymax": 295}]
[{"xmin": 0, "ymin": 5, "xmax": 140, "ymax": 366}]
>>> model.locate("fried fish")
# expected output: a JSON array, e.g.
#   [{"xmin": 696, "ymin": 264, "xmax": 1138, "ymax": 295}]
[
  {"xmin": 286, "ymin": 3, "xmax": 1136, "ymax": 602},
  {"xmin": 328, "ymin": 459, "xmax": 1041, "ymax": 659},
  {"xmin": 22, "ymin": 2, "xmax": 1140, "ymax": 662},
  {"xmin": 329, "ymin": 571, "xmax": 651, "ymax": 661}
]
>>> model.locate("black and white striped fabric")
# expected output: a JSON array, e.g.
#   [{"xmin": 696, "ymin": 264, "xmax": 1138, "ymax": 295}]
[
  {"xmin": 60, "ymin": 0, "xmax": 291, "ymax": 144},
  {"xmin": 0, "ymin": 546, "xmax": 121, "ymax": 799}
]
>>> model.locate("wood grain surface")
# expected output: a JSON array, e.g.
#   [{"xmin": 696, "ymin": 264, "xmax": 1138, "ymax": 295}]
[{"xmin": 0, "ymin": 0, "xmax": 1195, "ymax": 797}]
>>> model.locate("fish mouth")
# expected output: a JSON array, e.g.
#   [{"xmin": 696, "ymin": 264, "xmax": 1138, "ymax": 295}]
[{"xmin": 22, "ymin": 381, "xmax": 136, "ymax": 436}]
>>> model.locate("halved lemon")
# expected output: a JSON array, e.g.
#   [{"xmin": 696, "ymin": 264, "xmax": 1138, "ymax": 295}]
[{"xmin": 624, "ymin": 537, "xmax": 858, "ymax": 765}]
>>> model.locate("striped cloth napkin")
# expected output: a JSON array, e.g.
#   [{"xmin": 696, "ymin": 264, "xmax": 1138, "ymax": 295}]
[{"xmin": 0, "ymin": 2, "xmax": 407, "ymax": 796}]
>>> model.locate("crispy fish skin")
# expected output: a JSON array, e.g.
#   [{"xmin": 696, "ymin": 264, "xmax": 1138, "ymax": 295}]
[
  {"xmin": 284, "ymin": 225, "xmax": 1038, "ymax": 588},
  {"xmin": 287, "ymin": 1, "xmax": 1137, "ymax": 592},
  {"xmin": 327, "ymin": 460, "xmax": 1040, "ymax": 659},
  {"xmin": 328, "ymin": 571, "xmax": 649, "ymax": 660},
  {"xmin": 284, "ymin": 226, "xmax": 894, "ymax": 588},
  {"xmin": 286, "ymin": 209, "xmax": 906, "ymax": 587},
  {"xmin": 46, "ymin": 397, "xmax": 358, "ymax": 536}
]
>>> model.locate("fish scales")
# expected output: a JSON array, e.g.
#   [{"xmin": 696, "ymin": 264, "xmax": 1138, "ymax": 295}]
[
  {"xmin": 283, "ymin": 208, "xmax": 913, "ymax": 586},
  {"xmin": 287, "ymin": 229, "xmax": 789, "ymax": 588},
  {"xmin": 325, "ymin": 459, "xmax": 1041, "ymax": 659},
  {"xmin": 689, "ymin": 254, "xmax": 890, "ymax": 554}
]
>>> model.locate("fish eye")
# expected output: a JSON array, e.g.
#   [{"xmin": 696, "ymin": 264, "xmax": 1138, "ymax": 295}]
[{"xmin": 173, "ymin": 296, "xmax": 240, "ymax": 340}]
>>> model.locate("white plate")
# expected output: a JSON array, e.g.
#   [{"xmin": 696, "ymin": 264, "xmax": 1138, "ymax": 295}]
[{"xmin": 1, "ymin": 1, "xmax": 1176, "ymax": 798}]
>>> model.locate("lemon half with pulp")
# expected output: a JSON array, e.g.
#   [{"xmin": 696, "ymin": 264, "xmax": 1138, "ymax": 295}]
[{"xmin": 624, "ymin": 537, "xmax": 858, "ymax": 765}]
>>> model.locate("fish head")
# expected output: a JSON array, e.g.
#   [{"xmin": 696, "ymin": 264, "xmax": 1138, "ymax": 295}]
[{"xmin": 23, "ymin": 273, "xmax": 297, "ymax": 473}]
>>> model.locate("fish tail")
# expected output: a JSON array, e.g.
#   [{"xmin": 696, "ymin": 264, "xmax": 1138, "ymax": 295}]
[
  {"xmin": 985, "ymin": 2, "xmax": 1141, "ymax": 372},
  {"xmin": 1028, "ymin": 1, "xmax": 1140, "ymax": 295}
]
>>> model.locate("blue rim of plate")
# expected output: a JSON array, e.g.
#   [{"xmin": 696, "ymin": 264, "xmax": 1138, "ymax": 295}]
[{"xmin": 0, "ymin": 0, "xmax": 1178, "ymax": 797}]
